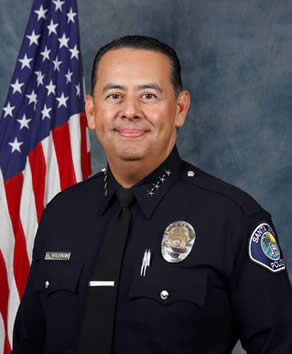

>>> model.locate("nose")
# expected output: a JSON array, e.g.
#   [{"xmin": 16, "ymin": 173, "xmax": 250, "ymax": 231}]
[{"xmin": 121, "ymin": 96, "xmax": 141, "ymax": 120}]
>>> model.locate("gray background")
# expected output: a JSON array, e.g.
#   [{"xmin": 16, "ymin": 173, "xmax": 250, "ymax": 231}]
[{"xmin": 1, "ymin": 1, "xmax": 292, "ymax": 353}]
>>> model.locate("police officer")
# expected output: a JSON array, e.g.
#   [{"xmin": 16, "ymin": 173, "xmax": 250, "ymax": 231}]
[{"xmin": 12, "ymin": 35, "xmax": 292, "ymax": 354}]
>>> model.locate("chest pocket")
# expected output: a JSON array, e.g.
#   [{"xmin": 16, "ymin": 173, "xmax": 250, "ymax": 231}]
[
  {"xmin": 28, "ymin": 259, "xmax": 83, "ymax": 295},
  {"xmin": 129, "ymin": 267, "xmax": 207, "ymax": 308}
]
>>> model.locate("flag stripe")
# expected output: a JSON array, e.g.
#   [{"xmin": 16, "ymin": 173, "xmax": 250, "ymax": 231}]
[
  {"xmin": 4, "ymin": 174, "xmax": 30, "ymax": 299},
  {"xmin": 0, "ymin": 313, "xmax": 4, "ymax": 354},
  {"xmin": 80, "ymin": 112, "xmax": 91, "ymax": 180},
  {"xmin": 0, "ymin": 251, "xmax": 11, "ymax": 354},
  {"xmin": 20, "ymin": 160, "xmax": 39, "ymax": 263},
  {"xmin": 42, "ymin": 134, "xmax": 62, "ymax": 205},
  {"xmin": 7, "ymin": 278, "xmax": 20, "ymax": 349},
  {"xmin": 0, "ymin": 170, "xmax": 17, "ymax": 349},
  {"xmin": 52, "ymin": 122, "xmax": 77, "ymax": 190},
  {"xmin": 69, "ymin": 114, "xmax": 82, "ymax": 183},
  {"xmin": 29, "ymin": 143, "xmax": 46, "ymax": 223}
]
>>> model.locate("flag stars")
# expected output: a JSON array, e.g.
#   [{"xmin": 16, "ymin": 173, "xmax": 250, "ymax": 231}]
[
  {"xmin": 41, "ymin": 104, "xmax": 52, "ymax": 120},
  {"xmin": 26, "ymin": 30, "xmax": 40, "ymax": 46},
  {"xmin": 75, "ymin": 83, "xmax": 80, "ymax": 97},
  {"xmin": 34, "ymin": 71, "xmax": 45, "ymax": 86},
  {"xmin": 9, "ymin": 137, "xmax": 24, "ymax": 153},
  {"xmin": 67, "ymin": 8, "xmax": 77, "ymax": 23},
  {"xmin": 46, "ymin": 80, "xmax": 56, "ymax": 96},
  {"xmin": 56, "ymin": 92, "xmax": 69, "ymax": 108},
  {"xmin": 65, "ymin": 69, "xmax": 73, "ymax": 84},
  {"xmin": 40, "ymin": 46, "xmax": 51, "ymax": 62},
  {"xmin": 17, "ymin": 114, "xmax": 31, "ymax": 130},
  {"xmin": 58, "ymin": 33, "xmax": 70, "ymax": 48},
  {"xmin": 53, "ymin": 56, "xmax": 62, "ymax": 72},
  {"xmin": 10, "ymin": 79, "xmax": 24, "ymax": 94},
  {"xmin": 3, "ymin": 102, "xmax": 15, "ymax": 118},
  {"xmin": 53, "ymin": 0, "xmax": 65, "ymax": 12},
  {"xmin": 69, "ymin": 45, "xmax": 79, "ymax": 59},
  {"xmin": 18, "ymin": 54, "xmax": 33, "ymax": 69},
  {"xmin": 34, "ymin": 5, "xmax": 48, "ymax": 21},
  {"xmin": 47, "ymin": 20, "xmax": 59, "ymax": 36},
  {"xmin": 26, "ymin": 90, "xmax": 38, "ymax": 108}
]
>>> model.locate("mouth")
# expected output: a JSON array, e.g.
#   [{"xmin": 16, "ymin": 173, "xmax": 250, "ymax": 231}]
[{"xmin": 114, "ymin": 128, "xmax": 149, "ymax": 139}]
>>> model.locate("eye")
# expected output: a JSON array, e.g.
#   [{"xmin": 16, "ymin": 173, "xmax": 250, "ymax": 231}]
[
  {"xmin": 143, "ymin": 93, "xmax": 156, "ymax": 100},
  {"xmin": 107, "ymin": 93, "xmax": 121, "ymax": 100}
]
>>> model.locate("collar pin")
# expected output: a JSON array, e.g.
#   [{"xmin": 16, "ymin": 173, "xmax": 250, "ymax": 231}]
[{"xmin": 146, "ymin": 168, "xmax": 172, "ymax": 197}]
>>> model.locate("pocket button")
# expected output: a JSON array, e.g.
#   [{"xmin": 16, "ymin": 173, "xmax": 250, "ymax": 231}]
[{"xmin": 160, "ymin": 290, "xmax": 169, "ymax": 300}]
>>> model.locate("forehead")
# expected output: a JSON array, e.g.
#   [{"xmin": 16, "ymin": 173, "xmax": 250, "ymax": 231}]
[{"xmin": 96, "ymin": 48, "xmax": 172, "ymax": 86}]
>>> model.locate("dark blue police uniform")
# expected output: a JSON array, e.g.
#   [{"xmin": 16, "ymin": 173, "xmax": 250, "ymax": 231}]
[{"xmin": 12, "ymin": 146, "xmax": 292, "ymax": 353}]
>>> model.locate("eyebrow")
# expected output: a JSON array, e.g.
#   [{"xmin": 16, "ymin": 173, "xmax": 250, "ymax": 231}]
[
  {"xmin": 102, "ymin": 82, "xmax": 163, "ymax": 94},
  {"xmin": 102, "ymin": 83, "xmax": 126, "ymax": 94},
  {"xmin": 137, "ymin": 84, "xmax": 163, "ymax": 94}
]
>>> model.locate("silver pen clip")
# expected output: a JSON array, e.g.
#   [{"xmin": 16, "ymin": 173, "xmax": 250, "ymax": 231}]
[{"xmin": 140, "ymin": 249, "xmax": 151, "ymax": 277}]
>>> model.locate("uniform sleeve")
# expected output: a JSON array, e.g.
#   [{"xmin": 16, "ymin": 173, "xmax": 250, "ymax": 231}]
[
  {"xmin": 11, "ymin": 260, "xmax": 46, "ymax": 354},
  {"xmin": 230, "ymin": 210, "xmax": 292, "ymax": 353},
  {"xmin": 11, "ymin": 202, "xmax": 53, "ymax": 354}
]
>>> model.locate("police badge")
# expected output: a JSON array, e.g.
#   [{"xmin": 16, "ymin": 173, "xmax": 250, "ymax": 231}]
[{"xmin": 161, "ymin": 221, "xmax": 196, "ymax": 263}]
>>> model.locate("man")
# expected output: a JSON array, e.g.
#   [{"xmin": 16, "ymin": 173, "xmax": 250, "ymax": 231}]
[{"xmin": 12, "ymin": 35, "xmax": 292, "ymax": 353}]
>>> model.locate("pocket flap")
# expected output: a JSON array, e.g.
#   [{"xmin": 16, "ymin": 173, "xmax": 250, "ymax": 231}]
[
  {"xmin": 29, "ymin": 260, "xmax": 83, "ymax": 294},
  {"xmin": 129, "ymin": 268, "xmax": 207, "ymax": 307}
]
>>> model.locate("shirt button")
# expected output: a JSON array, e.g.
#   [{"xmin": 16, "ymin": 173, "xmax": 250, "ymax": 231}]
[
  {"xmin": 45, "ymin": 281, "xmax": 50, "ymax": 289},
  {"xmin": 160, "ymin": 290, "xmax": 169, "ymax": 300},
  {"xmin": 187, "ymin": 170, "xmax": 195, "ymax": 177}
]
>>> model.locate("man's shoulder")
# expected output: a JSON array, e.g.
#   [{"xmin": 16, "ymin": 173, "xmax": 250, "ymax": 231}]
[
  {"xmin": 180, "ymin": 160, "xmax": 265, "ymax": 216},
  {"xmin": 46, "ymin": 170, "xmax": 105, "ymax": 209}
]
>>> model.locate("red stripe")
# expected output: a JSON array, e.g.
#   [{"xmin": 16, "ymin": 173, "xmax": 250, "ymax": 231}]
[
  {"xmin": 52, "ymin": 122, "xmax": 76, "ymax": 190},
  {"xmin": 4, "ymin": 336, "xmax": 11, "ymax": 354},
  {"xmin": 0, "ymin": 251, "xmax": 12, "ymax": 354},
  {"xmin": 29, "ymin": 143, "xmax": 46, "ymax": 223},
  {"xmin": 80, "ymin": 112, "xmax": 91, "ymax": 179},
  {"xmin": 5, "ymin": 174, "xmax": 30, "ymax": 299}
]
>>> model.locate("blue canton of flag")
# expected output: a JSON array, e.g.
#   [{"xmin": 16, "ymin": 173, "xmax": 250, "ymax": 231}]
[{"xmin": 0, "ymin": 1, "xmax": 91, "ymax": 353}]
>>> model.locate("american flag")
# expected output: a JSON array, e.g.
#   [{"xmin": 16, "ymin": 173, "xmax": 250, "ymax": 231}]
[{"xmin": 0, "ymin": 0, "xmax": 91, "ymax": 352}]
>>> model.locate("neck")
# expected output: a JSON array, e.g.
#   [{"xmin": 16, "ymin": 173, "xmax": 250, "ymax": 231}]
[{"xmin": 108, "ymin": 149, "xmax": 174, "ymax": 188}]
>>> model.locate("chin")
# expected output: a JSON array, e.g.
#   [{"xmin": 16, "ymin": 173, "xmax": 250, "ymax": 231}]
[{"xmin": 119, "ymin": 153, "xmax": 143, "ymax": 162}]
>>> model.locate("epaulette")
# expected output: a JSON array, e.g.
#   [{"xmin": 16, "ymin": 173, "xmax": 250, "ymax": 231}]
[{"xmin": 181, "ymin": 160, "xmax": 266, "ymax": 217}]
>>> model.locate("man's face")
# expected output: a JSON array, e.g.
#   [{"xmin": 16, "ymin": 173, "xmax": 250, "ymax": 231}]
[{"xmin": 86, "ymin": 48, "xmax": 190, "ymax": 169}]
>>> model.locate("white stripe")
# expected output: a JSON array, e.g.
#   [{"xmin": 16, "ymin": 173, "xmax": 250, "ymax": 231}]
[
  {"xmin": 0, "ymin": 169, "xmax": 17, "ymax": 352},
  {"xmin": 68, "ymin": 114, "xmax": 82, "ymax": 183},
  {"xmin": 7, "ymin": 278, "xmax": 20, "ymax": 348},
  {"xmin": 20, "ymin": 164, "xmax": 38, "ymax": 263},
  {"xmin": 0, "ymin": 170, "xmax": 15, "ymax": 284},
  {"xmin": 0, "ymin": 313, "xmax": 5, "ymax": 353},
  {"xmin": 42, "ymin": 133, "xmax": 61, "ymax": 206},
  {"xmin": 88, "ymin": 281, "xmax": 115, "ymax": 287},
  {"xmin": 86, "ymin": 126, "xmax": 91, "ymax": 153}
]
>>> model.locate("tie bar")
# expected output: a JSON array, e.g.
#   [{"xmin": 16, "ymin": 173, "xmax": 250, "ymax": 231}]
[{"xmin": 88, "ymin": 281, "xmax": 115, "ymax": 287}]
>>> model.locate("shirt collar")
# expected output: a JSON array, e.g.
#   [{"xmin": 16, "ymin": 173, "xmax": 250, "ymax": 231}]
[{"xmin": 98, "ymin": 146, "xmax": 183, "ymax": 219}]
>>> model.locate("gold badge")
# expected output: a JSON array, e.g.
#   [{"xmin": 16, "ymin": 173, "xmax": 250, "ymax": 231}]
[{"xmin": 161, "ymin": 221, "xmax": 196, "ymax": 263}]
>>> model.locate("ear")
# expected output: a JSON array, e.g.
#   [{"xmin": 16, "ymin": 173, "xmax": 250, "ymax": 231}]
[
  {"xmin": 85, "ymin": 94, "xmax": 96, "ymax": 130},
  {"xmin": 175, "ymin": 90, "xmax": 190, "ymax": 128}
]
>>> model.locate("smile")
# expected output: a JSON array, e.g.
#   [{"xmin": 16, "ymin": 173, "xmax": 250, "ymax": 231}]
[{"xmin": 115, "ymin": 129, "xmax": 148, "ymax": 138}]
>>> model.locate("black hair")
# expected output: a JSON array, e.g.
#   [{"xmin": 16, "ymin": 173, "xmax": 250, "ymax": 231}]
[{"xmin": 90, "ymin": 35, "xmax": 183, "ymax": 97}]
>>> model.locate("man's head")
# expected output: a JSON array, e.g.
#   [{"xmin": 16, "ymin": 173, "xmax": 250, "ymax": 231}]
[
  {"xmin": 90, "ymin": 35, "xmax": 183, "ymax": 98},
  {"xmin": 86, "ymin": 35, "xmax": 190, "ymax": 185}
]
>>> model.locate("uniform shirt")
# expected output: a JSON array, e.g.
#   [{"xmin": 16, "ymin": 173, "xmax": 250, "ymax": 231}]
[{"xmin": 12, "ymin": 146, "xmax": 292, "ymax": 354}]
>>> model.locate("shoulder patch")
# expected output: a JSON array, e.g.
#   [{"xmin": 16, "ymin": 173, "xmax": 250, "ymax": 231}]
[{"xmin": 249, "ymin": 223, "xmax": 285, "ymax": 272}]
